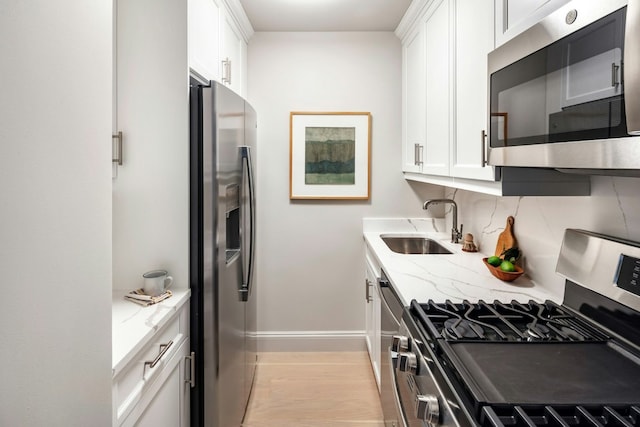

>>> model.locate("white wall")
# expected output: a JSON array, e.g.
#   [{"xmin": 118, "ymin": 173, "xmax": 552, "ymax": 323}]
[
  {"xmin": 443, "ymin": 175, "xmax": 640, "ymax": 300},
  {"xmin": 247, "ymin": 32, "xmax": 442, "ymax": 350},
  {"xmin": 0, "ymin": 1, "xmax": 112, "ymax": 424}
]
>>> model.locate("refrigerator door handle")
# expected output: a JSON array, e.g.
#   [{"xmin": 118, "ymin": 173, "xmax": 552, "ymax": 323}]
[{"xmin": 240, "ymin": 145, "xmax": 255, "ymax": 302}]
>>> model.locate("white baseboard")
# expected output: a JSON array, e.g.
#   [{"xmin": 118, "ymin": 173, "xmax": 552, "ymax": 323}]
[{"xmin": 257, "ymin": 330, "xmax": 367, "ymax": 352}]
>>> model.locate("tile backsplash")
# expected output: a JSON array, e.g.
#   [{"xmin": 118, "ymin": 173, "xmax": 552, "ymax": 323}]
[{"xmin": 445, "ymin": 175, "xmax": 640, "ymax": 299}]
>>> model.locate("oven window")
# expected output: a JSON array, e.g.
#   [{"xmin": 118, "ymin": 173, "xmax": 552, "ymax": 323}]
[{"xmin": 490, "ymin": 7, "xmax": 628, "ymax": 147}]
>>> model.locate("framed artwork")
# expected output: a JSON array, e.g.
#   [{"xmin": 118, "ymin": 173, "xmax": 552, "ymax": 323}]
[{"xmin": 289, "ymin": 112, "xmax": 371, "ymax": 200}]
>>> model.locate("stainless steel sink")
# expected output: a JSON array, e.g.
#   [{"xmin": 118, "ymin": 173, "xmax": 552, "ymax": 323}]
[{"xmin": 381, "ymin": 236, "xmax": 453, "ymax": 255}]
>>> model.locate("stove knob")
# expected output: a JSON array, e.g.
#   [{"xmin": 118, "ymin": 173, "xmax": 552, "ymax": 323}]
[
  {"xmin": 416, "ymin": 394, "xmax": 440, "ymax": 427},
  {"xmin": 391, "ymin": 335, "xmax": 409, "ymax": 352},
  {"xmin": 398, "ymin": 352, "xmax": 417, "ymax": 373}
]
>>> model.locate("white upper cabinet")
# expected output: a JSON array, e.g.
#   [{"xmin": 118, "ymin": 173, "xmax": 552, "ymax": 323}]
[
  {"xmin": 397, "ymin": 0, "xmax": 589, "ymax": 196},
  {"xmin": 402, "ymin": 23, "xmax": 426, "ymax": 173},
  {"xmin": 188, "ymin": 0, "xmax": 253, "ymax": 96},
  {"xmin": 114, "ymin": 0, "xmax": 189, "ymax": 290},
  {"xmin": 189, "ymin": 0, "xmax": 221, "ymax": 82},
  {"xmin": 220, "ymin": 8, "xmax": 248, "ymax": 96},
  {"xmin": 451, "ymin": 0, "xmax": 496, "ymax": 181},
  {"xmin": 398, "ymin": 0, "xmax": 492, "ymax": 181},
  {"xmin": 494, "ymin": 0, "xmax": 571, "ymax": 47},
  {"xmin": 401, "ymin": 0, "xmax": 451, "ymax": 176},
  {"xmin": 423, "ymin": 0, "xmax": 451, "ymax": 177}
]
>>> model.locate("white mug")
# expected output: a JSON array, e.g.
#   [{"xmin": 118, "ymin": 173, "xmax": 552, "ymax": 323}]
[{"xmin": 143, "ymin": 270, "xmax": 174, "ymax": 297}]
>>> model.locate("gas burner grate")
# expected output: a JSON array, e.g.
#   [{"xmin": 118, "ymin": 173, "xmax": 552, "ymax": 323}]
[
  {"xmin": 412, "ymin": 299, "xmax": 610, "ymax": 342},
  {"xmin": 481, "ymin": 405, "xmax": 640, "ymax": 427}
]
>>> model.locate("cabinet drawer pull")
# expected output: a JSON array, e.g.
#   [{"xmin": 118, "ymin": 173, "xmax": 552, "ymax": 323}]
[{"xmin": 143, "ymin": 340, "xmax": 173, "ymax": 377}]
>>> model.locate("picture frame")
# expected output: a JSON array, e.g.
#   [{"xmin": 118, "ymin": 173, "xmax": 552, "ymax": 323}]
[{"xmin": 289, "ymin": 112, "xmax": 371, "ymax": 200}]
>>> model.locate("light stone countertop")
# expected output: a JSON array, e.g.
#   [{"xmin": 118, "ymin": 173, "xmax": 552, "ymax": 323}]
[
  {"xmin": 112, "ymin": 288, "xmax": 191, "ymax": 377},
  {"xmin": 363, "ymin": 218, "xmax": 563, "ymax": 306}
]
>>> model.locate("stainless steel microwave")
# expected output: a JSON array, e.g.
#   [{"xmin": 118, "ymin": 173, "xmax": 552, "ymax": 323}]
[{"xmin": 487, "ymin": 0, "xmax": 640, "ymax": 176}]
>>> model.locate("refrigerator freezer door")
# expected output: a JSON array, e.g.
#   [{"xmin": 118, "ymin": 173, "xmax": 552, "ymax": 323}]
[
  {"xmin": 191, "ymin": 81, "xmax": 257, "ymax": 427},
  {"xmin": 214, "ymin": 83, "xmax": 247, "ymax": 427}
]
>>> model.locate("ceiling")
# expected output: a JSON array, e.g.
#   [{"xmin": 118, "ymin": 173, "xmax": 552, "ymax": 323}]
[{"xmin": 238, "ymin": 0, "xmax": 413, "ymax": 32}]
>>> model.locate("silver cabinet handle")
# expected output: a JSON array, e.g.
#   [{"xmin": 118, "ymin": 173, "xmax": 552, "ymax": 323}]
[
  {"xmin": 625, "ymin": 0, "xmax": 640, "ymax": 134},
  {"xmin": 112, "ymin": 131, "xmax": 123, "ymax": 165},
  {"xmin": 185, "ymin": 351, "xmax": 195, "ymax": 388},
  {"xmin": 481, "ymin": 130, "xmax": 487, "ymax": 167},
  {"xmin": 221, "ymin": 58, "xmax": 231, "ymax": 85},
  {"xmin": 414, "ymin": 143, "xmax": 424, "ymax": 166},
  {"xmin": 143, "ymin": 340, "xmax": 173, "ymax": 377},
  {"xmin": 365, "ymin": 278, "xmax": 372, "ymax": 303}
]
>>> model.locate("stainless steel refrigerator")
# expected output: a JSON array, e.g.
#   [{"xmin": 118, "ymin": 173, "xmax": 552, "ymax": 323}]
[{"xmin": 189, "ymin": 80, "xmax": 257, "ymax": 427}]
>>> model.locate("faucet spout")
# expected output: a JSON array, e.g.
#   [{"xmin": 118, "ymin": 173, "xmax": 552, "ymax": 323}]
[{"xmin": 423, "ymin": 199, "xmax": 463, "ymax": 244}]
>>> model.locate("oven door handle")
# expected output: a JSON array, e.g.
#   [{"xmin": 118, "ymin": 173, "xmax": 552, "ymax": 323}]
[{"xmin": 389, "ymin": 348, "xmax": 408, "ymax": 427}]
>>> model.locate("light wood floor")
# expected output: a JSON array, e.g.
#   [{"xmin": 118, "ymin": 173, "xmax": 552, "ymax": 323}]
[{"xmin": 243, "ymin": 352, "xmax": 385, "ymax": 427}]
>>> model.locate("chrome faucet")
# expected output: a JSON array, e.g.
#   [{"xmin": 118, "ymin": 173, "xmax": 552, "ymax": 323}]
[{"xmin": 423, "ymin": 199, "xmax": 463, "ymax": 243}]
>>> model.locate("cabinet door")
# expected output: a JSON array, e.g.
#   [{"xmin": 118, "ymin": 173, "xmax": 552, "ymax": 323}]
[
  {"xmin": 220, "ymin": 9, "xmax": 247, "ymax": 96},
  {"xmin": 364, "ymin": 251, "xmax": 381, "ymax": 391},
  {"xmin": 114, "ymin": 0, "xmax": 189, "ymax": 290},
  {"xmin": 365, "ymin": 275, "xmax": 374, "ymax": 357},
  {"xmin": 423, "ymin": 0, "xmax": 451, "ymax": 176},
  {"xmin": 402, "ymin": 24, "xmax": 426, "ymax": 173},
  {"xmin": 134, "ymin": 338, "xmax": 191, "ymax": 427},
  {"xmin": 451, "ymin": 0, "xmax": 497, "ymax": 181},
  {"xmin": 188, "ymin": 0, "xmax": 220, "ymax": 81},
  {"xmin": 495, "ymin": 0, "xmax": 570, "ymax": 46}
]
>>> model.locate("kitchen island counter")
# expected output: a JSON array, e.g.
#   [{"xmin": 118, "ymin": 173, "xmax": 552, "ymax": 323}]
[{"xmin": 364, "ymin": 218, "xmax": 562, "ymax": 306}]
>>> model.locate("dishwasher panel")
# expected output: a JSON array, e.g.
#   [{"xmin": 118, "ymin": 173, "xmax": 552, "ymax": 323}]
[{"xmin": 379, "ymin": 269, "xmax": 404, "ymax": 427}]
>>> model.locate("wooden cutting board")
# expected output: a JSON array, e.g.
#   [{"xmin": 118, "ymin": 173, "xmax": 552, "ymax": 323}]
[{"xmin": 495, "ymin": 216, "xmax": 517, "ymax": 257}]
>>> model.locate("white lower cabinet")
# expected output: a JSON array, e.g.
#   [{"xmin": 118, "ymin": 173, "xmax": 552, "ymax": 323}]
[
  {"xmin": 113, "ymin": 304, "xmax": 191, "ymax": 427},
  {"xmin": 365, "ymin": 247, "xmax": 381, "ymax": 391},
  {"xmin": 133, "ymin": 338, "xmax": 191, "ymax": 427}
]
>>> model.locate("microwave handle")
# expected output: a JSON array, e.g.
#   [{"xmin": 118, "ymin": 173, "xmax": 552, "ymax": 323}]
[{"xmin": 626, "ymin": 0, "xmax": 640, "ymax": 135}]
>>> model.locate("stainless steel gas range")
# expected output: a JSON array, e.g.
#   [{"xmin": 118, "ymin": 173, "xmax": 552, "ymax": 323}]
[{"xmin": 391, "ymin": 229, "xmax": 640, "ymax": 427}]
